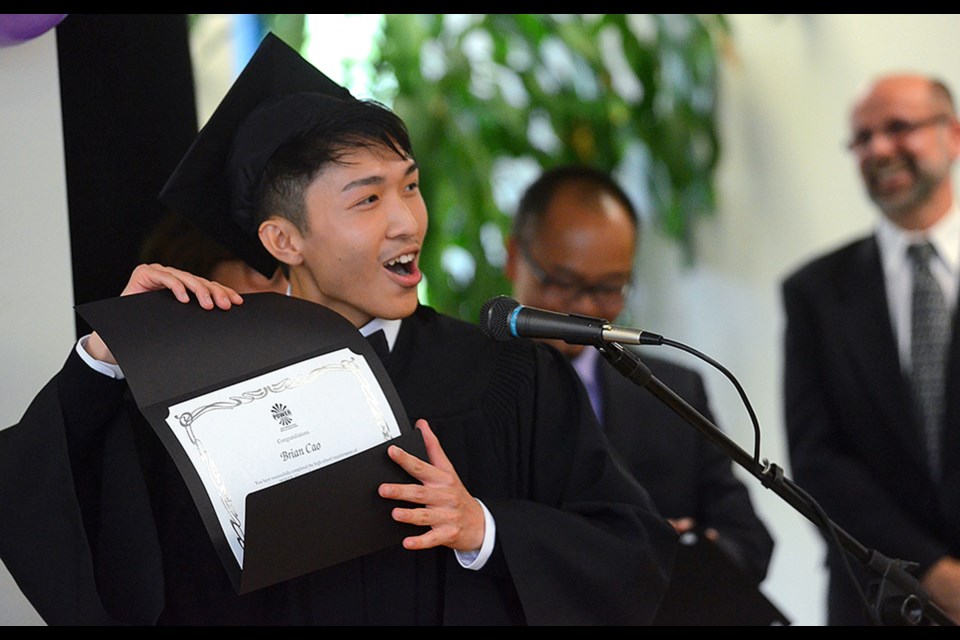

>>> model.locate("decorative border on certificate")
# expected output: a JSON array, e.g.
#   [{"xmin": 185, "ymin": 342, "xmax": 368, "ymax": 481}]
[{"xmin": 165, "ymin": 348, "xmax": 401, "ymax": 567}]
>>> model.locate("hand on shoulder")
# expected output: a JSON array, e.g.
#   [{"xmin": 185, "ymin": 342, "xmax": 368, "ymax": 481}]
[{"xmin": 84, "ymin": 263, "xmax": 245, "ymax": 364}]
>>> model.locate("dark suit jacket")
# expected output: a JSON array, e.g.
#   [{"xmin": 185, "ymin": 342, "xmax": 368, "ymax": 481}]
[
  {"xmin": 597, "ymin": 352, "xmax": 774, "ymax": 584},
  {"xmin": 782, "ymin": 235, "xmax": 960, "ymax": 626}
]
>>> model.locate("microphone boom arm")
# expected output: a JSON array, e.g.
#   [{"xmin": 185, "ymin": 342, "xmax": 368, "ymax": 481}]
[{"xmin": 595, "ymin": 340, "xmax": 953, "ymax": 627}]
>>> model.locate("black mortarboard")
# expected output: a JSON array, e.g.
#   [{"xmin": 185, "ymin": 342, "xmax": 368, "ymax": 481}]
[{"xmin": 158, "ymin": 32, "xmax": 354, "ymax": 277}]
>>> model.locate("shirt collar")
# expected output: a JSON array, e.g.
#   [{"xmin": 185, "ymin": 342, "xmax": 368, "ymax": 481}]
[
  {"xmin": 571, "ymin": 346, "xmax": 600, "ymax": 388},
  {"xmin": 876, "ymin": 201, "xmax": 960, "ymax": 275},
  {"xmin": 285, "ymin": 284, "xmax": 401, "ymax": 352},
  {"xmin": 359, "ymin": 317, "xmax": 402, "ymax": 352}
]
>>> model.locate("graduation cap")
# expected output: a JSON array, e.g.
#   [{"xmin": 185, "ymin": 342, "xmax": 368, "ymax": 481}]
[{"xmin": 158, "ymin": 32, "xmax": 355, "ymax": 278}]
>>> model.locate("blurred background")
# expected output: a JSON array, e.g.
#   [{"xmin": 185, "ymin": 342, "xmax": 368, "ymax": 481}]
[{"xmin": 4, "ymin": 13, "xmax": 960, "ymax": 626}]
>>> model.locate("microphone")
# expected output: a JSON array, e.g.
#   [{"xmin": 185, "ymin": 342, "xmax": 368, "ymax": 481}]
[{"xmin": 480, "ymin": 296, "xmax": 662, "ymax": 346}]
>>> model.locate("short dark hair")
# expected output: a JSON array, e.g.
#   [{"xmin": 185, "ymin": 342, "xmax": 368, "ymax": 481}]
[
  {"xmin": 256, "ymin": 98, "xmax": 415, "ymax": 233},
  {"xmin": 139, "ymin": 213, "xmax": 236, "ymax": 279},
  {"xmin": 512, "ymin": 164, "xmax": 639, "ymax": 245}
]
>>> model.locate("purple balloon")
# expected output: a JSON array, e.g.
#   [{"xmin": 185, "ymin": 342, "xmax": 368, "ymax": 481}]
[{"xmin": 0, "ymin": 14, "xmax": 68, "ymax": 47}]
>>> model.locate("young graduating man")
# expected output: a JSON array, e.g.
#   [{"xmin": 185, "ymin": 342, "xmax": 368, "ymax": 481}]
[{"xmin": 0, "ymin": 34, "xmax": 675, "ymax": 625}]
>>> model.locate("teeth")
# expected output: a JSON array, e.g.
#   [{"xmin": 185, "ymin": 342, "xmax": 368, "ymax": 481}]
[
  {"xmin": 385, "ymin": 253, "xmax": 414, "ymax": 267},
  {"xmin": 870, "ymin": 159, "xmax": 908, "ymax": 177}
]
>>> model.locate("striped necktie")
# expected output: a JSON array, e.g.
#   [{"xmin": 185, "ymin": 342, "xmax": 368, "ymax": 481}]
[{"xmin": 907, "ymin": 241, "xmax": 949, "ymax": 480}]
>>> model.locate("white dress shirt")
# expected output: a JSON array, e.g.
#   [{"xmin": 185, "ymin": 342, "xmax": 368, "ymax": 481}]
[{"xmin": 876, "ymin": 202, "xmax": 960, "ymax": 373}]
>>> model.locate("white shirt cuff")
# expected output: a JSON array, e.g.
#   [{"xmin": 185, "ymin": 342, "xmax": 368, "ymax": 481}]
[
  {"xmin": 454, "ymin": 498, "xmax": 495, "ymax": 570},
  {"xmin": 76, "ymin": 335, "xmax": 125, "ymax": 380}
]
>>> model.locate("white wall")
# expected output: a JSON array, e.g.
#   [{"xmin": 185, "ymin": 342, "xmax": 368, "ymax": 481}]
[
  {"xmin": 0, "ymin": 29, "xmax": 71, "ymax": 625},
  {"xmin": 629, "ymin": 13, "xmax": 960, "ymax": 626},
  {"xmin": 3, "ymin": 13, "xmax": 960, "ymax": 626}
]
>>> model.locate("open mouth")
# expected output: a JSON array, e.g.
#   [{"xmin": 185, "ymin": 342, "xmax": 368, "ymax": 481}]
[
  {"xmin": 871, "ymin": 169, "xmax": 912, "ymax": 194},
  {"xmin": 384, "ymin": 252, "xmax": 416, "ymax": 276},
  {"xmin": 868, "ymin": 156, "xmax": 914, "ymax": 182}
]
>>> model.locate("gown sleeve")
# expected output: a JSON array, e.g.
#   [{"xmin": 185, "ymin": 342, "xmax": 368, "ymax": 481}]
[
  {"xmin": 484, "ymin": 342, "xmax": 677, "ymax": 625},
  {"xmin": 0, "ymin": 348, "xmax": 164, "ymax": 625}
]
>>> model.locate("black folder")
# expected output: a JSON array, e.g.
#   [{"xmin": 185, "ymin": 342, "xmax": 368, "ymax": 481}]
[
  {"xmin": 653, "ymin": 530, "xmax": 790, "ymax": 626},
  {"xmin": 77, "ymin": 291, "xmax": 426, "ymax": 595}
]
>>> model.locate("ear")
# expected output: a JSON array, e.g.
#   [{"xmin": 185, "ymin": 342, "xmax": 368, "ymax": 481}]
[
  {"xmin": 258, "ymin": 217, "xmax": 304, "ymax": 268},
  {"xmin": 948, "ymin": 117, "xmax": 960, "ymax": 159},
  {"xmin": 504, "ymin": 236, "xmax": 520, "ymax": 282}
]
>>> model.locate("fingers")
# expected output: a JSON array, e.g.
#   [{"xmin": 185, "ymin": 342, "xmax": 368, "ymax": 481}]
[
  {"xmin": 668, "ymin": 517, "xmax": 696, "ymax": 534},
  {"xmin": 381, "ymin": 441, "xmax": 443, "ymax": 488},
  {"xmin": 380, "ymin": 494, "xmax": 484, "ymax": 552},
  {"xmin": 123, "ymin": 263, "xmax": 244, "ymax": 310},
  {"xmin": 414, "ymin": 418, "xmax": 454, "ymax": 472},
  {"xmin": 396, "ymin": 524, "xmax": 453, "ymax": 551},
  {"xmin": 85, "ymin": 264, "xmax": 246, "ymax": 365},
  {"xmin": 384, "ymin": 420, "xmax": 452, "ymax": 484},
  {"xmin": 378, "ymin": 419, "xmax": 485, "ymax": 551}
]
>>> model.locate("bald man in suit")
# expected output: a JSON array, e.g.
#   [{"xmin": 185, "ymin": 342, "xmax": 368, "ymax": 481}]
[{"xmin": 782, "ymin": 73, "xmax": 960, "ymax": 625}]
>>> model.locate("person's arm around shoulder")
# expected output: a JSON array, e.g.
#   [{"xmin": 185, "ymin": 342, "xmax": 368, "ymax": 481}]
[{"xmin": 83, "ymin": 263, "xmax": 244, "ymax": 365}]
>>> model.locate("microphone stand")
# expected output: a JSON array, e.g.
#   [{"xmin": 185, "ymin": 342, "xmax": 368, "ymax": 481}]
[{"xmin": 595, "ymin": 340, "xmax": 954, "ymax": 627}]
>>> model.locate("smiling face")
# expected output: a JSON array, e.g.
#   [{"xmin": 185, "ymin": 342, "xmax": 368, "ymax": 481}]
[
  {"xmin": 261, "ymin": 144, "xmax": 427, "ymax": 327},
  {"xmin": 850, "ymin": 75, "xmax": 960, "ymax": 229}
]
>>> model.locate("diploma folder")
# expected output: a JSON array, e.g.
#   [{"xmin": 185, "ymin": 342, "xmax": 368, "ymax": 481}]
[
  {"xmin": 652, "ymin": 531, "xmax": 790, "ymax": 626},
  {"xmin": 76, "ymin": 291, "xmax": 426, "ymax": 595}
]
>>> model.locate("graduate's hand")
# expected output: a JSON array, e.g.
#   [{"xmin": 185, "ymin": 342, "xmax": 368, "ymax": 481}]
[
  {"xmin": 84, "ymin": 263, "xmax": 245, "ymax": 365},
  {"xmin": 379, "ymin": 419, "xmax": 485, "ymax": 553}
]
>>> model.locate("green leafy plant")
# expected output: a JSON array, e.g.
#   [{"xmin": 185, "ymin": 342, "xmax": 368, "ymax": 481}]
[
  {"xmin": 204, "ymin": 14, "xmax": 732, "ymax": 323},
  {"xmin": 367, "ymin": 14, "xmax": 732, "ymax": 322}
]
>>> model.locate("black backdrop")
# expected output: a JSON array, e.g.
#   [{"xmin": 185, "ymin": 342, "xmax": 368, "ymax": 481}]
[{"xmin": 56, "ymin": 14, "xmax": 198, "ymax": 337}]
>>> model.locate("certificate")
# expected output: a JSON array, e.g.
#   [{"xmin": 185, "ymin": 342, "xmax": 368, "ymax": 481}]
[
  {"xmin": 77, "ymin": 291, "xmax": 424, "ymax": 594},
  {"xmin": 165, "ymin": 348, "xmax": 401, "ymax": 568}
]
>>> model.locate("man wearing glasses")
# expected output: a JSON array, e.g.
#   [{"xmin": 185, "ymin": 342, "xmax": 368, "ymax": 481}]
[
  {"xmin": 782, "ymin": 73, "xmax": 960, "ymax": 625},
  {"xmin": 505, "ymin": 165, "xmax": 775, "ymax": 624}
]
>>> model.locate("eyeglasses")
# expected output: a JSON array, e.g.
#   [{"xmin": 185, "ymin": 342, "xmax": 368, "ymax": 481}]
[
  {"xmin": 846, "ymin": 114, "xmax": 951, "ymax": 152},
  {"xmin": 518, "ymin": 242, "xmax": 631, "ymax": 308}
]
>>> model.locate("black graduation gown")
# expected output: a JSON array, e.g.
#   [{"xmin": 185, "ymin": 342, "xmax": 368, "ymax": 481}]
[
  {"xmin": 0, "ymin": 304, "xmax": 676, "ymax": 625},
  {"xmin": 597, "ymin": 354, "xmax": 774, "ymax": 584}
]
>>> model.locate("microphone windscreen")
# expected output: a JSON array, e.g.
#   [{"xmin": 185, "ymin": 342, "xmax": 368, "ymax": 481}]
[{"xmin": 480, "ymin": 296, "xmax": 519, "ymax": 341}]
